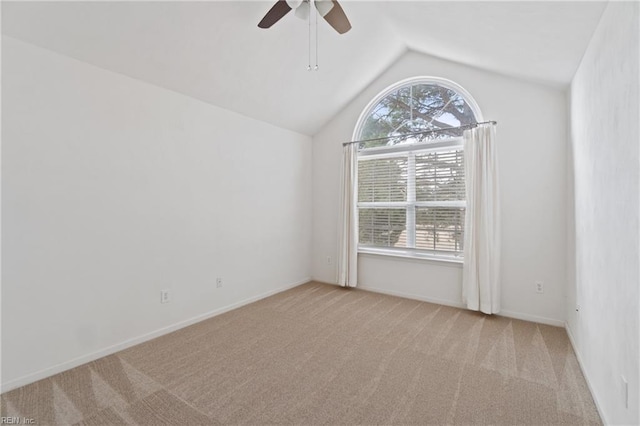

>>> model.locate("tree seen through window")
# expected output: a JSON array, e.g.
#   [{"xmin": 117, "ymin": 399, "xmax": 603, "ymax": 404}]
[{"xmin": 359, "ymin": 83, "xmax": 477, "ymax": 149}]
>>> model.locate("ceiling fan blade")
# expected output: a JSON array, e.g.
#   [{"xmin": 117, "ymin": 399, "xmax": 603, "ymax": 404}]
[
  {"xmin": 258, "ymin": 0, "xmax": 293, "ymax": 29},
  {"xmin": 322, "ymin": 0, "xmax": 351, "ymax": 34}
]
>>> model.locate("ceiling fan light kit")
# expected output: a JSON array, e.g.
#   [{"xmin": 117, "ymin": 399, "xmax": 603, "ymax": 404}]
[
  {"xmin": 314, "ymin": 0, "xmax": 334, "ymax": 18},
  {"xmin": 285, "ymin": 0, "xmax": 303, "ymax": 9},
  {"xmin": 294, "ymin": 1, "xmax": 310, "ymax": 20}
]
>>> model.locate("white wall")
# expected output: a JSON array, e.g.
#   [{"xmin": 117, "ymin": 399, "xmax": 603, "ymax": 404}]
[
  {"xmin": 567, "ymin": 2, "xmax": 640, "ymax": 424},
  {"xmin": 312, "ymin": 50, "xmax": 568, "ymax": 325},
  {"xmin": 1, "ymin": 37, "xmax": 312, "ymax": 390}
]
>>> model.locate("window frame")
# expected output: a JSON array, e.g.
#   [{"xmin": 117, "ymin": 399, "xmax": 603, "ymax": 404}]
[
  {"xmin": 357, "ymin": 137, "xmax": 466, "ymax": 263},
  {"xmin": 353, "ymin": 77, "xmax": 482, "ymax": 264}
]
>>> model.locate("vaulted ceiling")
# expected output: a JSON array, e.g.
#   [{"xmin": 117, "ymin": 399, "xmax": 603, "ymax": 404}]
[{"xmin": 2, "ymin": 1, "xmax": 607, "ymax": 135}]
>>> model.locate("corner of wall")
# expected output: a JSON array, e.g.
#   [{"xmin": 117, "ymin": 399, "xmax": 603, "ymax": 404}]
[
  {"xmin": 564, "ymin": 321, "xmax": 608, "ymax": 424},
  {"xmin": 565, "ymin": 84, "xmax": 578, "ymax": 332}
]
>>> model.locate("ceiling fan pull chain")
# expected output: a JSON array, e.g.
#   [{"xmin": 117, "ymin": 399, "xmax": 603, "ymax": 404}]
[
  {"xmin": 307, "ymin": 1, "xmax": 311, "ymax": 71},
  {"xmin": 314, "ymin": 5, "xmax": 319, "ymax": 71}
]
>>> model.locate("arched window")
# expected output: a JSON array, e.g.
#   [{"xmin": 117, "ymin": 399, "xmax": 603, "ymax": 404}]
[
  {"xmin": 354, "ymin": 77, "xmax": 482, "ymax": 260},
  {"xmin": 355, "ymin": 77, "xmax": 483, "ymax": 147}
]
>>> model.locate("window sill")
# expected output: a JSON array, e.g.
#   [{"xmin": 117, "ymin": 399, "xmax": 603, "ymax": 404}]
[{"xmin": 358, "ymin": 247, "xmax": 464, "ymax": 265}]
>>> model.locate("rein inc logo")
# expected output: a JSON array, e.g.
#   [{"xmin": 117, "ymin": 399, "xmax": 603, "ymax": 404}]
[{"xmin": 1, "ymin": 418, "xmax": 35, "ymax": 425}]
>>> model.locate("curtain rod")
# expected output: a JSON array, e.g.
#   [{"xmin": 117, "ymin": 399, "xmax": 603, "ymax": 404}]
[{"xmin": 342, "ymin": 120, "xmax": 497, "ymax": 146}]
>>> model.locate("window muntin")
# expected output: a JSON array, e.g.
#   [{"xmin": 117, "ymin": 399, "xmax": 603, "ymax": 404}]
[{"xmin": 355, "ymin": 77, "xmax": 479, "ymax": 260}]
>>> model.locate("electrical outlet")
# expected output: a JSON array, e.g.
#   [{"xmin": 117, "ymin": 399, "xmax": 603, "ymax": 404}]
[
  {"xmin": 216, "ymin": 277, "xmax": 223, "ymax": 288},
  {"xmin": 535, "ymin": 281, "xmax": 544, "ymax": 294},
  {"xmin": 326, "ymin": 256, "xmax": 332, "ymax": 265},
  {"xmin": 621, "ymin": 375, "xmax": 628, "ymax": 409},
  {"xmin": 160, "ymin": 289, "xmax": 170, "ymax": 304}
]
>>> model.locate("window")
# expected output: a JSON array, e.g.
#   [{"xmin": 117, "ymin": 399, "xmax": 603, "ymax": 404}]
[{"xmin": 354, "ymin": 77, "xmax": 482, "ymax": 261}]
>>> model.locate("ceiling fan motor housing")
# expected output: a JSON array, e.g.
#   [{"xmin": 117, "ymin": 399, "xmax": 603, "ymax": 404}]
[{"xmin": 287, "ymin": 0, "xmax": 334, "ymax": 19}]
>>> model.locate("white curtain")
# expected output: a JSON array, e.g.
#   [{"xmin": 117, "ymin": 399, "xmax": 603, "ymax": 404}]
[
  {"xmin": 462, "ymin": 124, "xmax": 501, "ymax": 314},
  {"xmin": 337, "ymin": 143, "xmax": 358, "ymax": 287}
]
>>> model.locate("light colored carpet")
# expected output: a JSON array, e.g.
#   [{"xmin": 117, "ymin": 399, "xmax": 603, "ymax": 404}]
[{"xmin": 2, "ymin": 281, "xmax": 601, "ymax": 425}]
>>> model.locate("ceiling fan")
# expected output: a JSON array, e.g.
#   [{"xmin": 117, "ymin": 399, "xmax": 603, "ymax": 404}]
[{"xmin": 258, "ymin": 0, "xmax": 352, "ymax": 34}]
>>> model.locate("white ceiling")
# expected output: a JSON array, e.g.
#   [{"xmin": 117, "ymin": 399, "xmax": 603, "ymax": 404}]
[{"xmin": 2, "ymin": 1, "xmax": 607, "ymax": 135}]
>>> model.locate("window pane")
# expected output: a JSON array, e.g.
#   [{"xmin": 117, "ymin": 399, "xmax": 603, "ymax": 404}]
[
  {"xmin": 359, "ymin": 208, "xmax": 407, "ymax": 248},
  {"xmin": 415, "ymin": 207, "xmax": 465, "ymax": 253},
  {"xmin": 358, "ymin": 157, "xmax": 407, "ymax": 202},
  {"xmin": 416, "ymin": 149, "xmax": 465, "ymax": 202}
]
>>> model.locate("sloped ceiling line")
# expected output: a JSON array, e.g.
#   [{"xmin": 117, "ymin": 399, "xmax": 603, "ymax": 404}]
[{"xmin": 2, "ymin": 1, "xmax": 607, "ymax": 135}]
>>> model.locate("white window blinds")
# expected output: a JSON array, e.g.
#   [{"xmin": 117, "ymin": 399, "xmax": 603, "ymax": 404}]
[{"xmin": 357, "ymin": 140, "xmax": 465, "ymax": 258}]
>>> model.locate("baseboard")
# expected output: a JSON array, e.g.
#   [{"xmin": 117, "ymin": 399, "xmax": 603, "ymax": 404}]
[
  {"xmin": 348, "ymin": 284, "xmax": 564, "ymax": 327},
  {"xmin": 565, "ymin": 322, "xmax": 608, "ymax": 425},
  {"xmin": 356, "ymin": 284, "xmax": 466, "ymax": 309},
  {"xmin": 498, "ymin": 309, "xmax": 565, "ymax": 327},
  {"xmin": 1, "ymin": 277, "xmax": 310, "ymax": 393}
]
